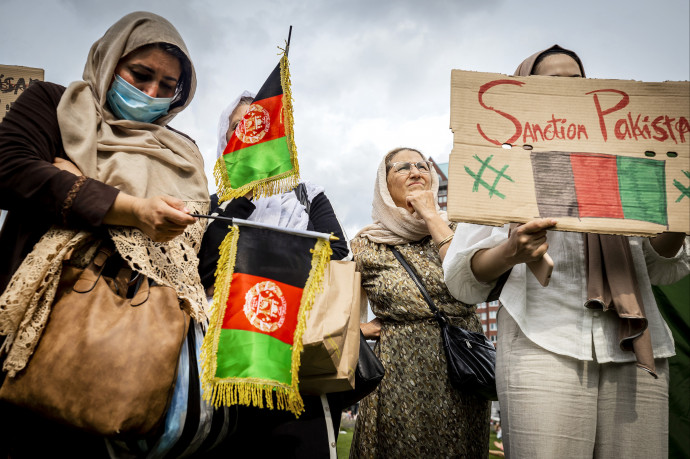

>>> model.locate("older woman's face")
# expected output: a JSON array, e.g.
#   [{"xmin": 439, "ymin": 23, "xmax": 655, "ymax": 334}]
[
  {"xmin": 533, "ymin": 53, "xmax": 582, "ymax": 77},
  {"xmin": 226, "ymin": 103, "xmax": 250, "ymax": 144},
  {"xmin": 114, "ymin": 47, "xmax": 181, "ymax": 98},
  {"xmin": 386, "ymin": 149, "xmax": 431, "ymax": 210}
]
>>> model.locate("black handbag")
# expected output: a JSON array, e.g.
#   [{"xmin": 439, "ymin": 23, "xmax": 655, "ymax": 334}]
[
  {"xmin": 389, "ymin": 246, "xmax": 497, "ymax": 400},
  {"xmin": 341, "ymin": 331, "xmax": 385, "ymax": 407}
]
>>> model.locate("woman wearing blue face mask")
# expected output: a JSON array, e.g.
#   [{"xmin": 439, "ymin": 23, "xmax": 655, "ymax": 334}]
[
  {"xmin": 0, "ymin": 12, "xmax": 210, "ymax": 457},
  {"xmin": 107, "ymin": 43, "xmax": 185, "ymax": 123}
]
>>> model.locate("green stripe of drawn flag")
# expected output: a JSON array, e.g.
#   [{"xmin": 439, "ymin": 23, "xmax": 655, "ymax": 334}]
[
  {"xmin": 214, "ymin": 48, "xmax": 299, "ymax": 202},
  {"xmin": 200, "ymin": 219, "xmax": 331, "ymax": 416},
  {"xmin": 530, "ymin": 151, "xmax": 667, "ymax": 225}
]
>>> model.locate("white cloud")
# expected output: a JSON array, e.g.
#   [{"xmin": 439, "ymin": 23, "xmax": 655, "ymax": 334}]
[{"xmin": 3, "ymin": 0, "xmax": 688, "ymax": 234}]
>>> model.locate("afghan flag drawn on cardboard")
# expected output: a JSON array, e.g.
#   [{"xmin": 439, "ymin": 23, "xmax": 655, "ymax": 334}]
[
  {"xmin": 213, "ymin": 50, "xmax": 299, "ymax": 202},
  {"xmin": 531, "ymin": 151, "xmax": 667, "ymax": 225},
  {"xmin": 200, "ymin": 219, "xmax": 331, "ymax": 416}
]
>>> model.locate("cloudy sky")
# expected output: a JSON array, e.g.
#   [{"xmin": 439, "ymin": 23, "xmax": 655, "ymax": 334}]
[{"xmin": 2, "ymin": 0, "xmax": 689, "ymax": 238}]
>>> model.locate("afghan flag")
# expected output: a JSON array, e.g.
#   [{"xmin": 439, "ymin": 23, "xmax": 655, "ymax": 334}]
[
  {"xmin": 213, "ymin": 50, "xmax": 299, "ymax": 202},
  {"xmin": 200, "ymin": 219, "xmax": 331, "ymax": 416},
  {"xmin": 531, "ymin": 151, "xmax": 668, "ymax": 226}
]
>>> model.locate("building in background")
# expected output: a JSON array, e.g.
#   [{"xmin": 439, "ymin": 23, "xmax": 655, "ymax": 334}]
[
  {"xmin": 476, "ymin": 300, "xmax": 499, "ymax": 344},
  {"xmin": 429, "ymin": 158, "xmax": 448, "ymax": 211}
]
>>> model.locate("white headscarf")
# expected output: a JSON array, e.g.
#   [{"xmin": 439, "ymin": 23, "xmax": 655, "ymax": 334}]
[
  {"xmin": 216, "ymin": 90, "xmax": 256, "ymax": 159},
  {"xmin": 355, "ymin": 149, "xmax": 449, "ymax": 245}
]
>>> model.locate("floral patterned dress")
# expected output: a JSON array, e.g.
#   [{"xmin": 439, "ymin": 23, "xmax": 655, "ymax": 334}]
[{"xmin": 350, "ymin": 229, "xmax": 490, "ymax": 458}]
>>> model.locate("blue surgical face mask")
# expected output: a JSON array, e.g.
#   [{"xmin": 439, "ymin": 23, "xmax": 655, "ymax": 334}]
[{"xmin": 106, "ymin": 74, "xmax": 173, "ymax": 123}]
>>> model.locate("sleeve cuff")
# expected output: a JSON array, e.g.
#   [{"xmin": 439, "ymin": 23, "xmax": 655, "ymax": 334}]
[{"xmin": 68, "ymin": 178, "xmax": 120, "ymax": 228}]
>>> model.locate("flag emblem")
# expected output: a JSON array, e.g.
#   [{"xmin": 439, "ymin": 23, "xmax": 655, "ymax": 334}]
[
  {"xmin": 244, "ymin": 280, "xmax": 287, "ymax": 333},
  {"xmin": 236, "ymin": 104, "xmax": 271, "ymax": 144}
]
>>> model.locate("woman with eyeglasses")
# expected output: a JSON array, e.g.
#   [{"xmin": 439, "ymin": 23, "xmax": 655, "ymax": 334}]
[{"xmin": 350, "ymin": 148, "xmax": 489, "ymax": 458}]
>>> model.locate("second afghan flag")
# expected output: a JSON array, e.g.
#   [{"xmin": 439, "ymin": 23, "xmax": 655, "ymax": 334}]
[
  {"xmin": 200, "ymin": 219, "xmax": 331, "ymax": 416},
  {"xmin": 214, "ymin": 51, "xmax": 299, "ymax": 202},
  {"xmin": 531, "ymin": 151, "xmax": 668, "ymax": 225}
]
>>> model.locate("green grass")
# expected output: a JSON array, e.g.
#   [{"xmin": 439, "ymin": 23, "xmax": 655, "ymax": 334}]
[
  {"xmin": 488, "ymin": 430, "xmax": 504, "ymax": 457},
  {"xmin": 336, "ymin": 423, "xmax": 502, "ymax": 458},
  {"xmin": 337, "ymin": 427, "xmax": 354, "ymax": 458}
]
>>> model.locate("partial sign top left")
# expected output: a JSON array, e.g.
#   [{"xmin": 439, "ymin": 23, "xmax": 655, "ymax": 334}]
[{"xmin": 0, "ymin": 65, "xmax": 44, "ymax": 122}]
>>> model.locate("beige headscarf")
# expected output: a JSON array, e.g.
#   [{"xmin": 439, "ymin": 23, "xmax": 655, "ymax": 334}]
[
  {"xmin": 355, "ymin": 149, "xmax": 449, "ymax": 245},
  {"xmin": 57, "ymin": 11, "xmax": 207, "ymax": 200},
  {"xmin": 0, "ymin": 12, "xmax": 210, "ymax": 376},
  {"xmin": 514, "ymin": 45, "xmax": 655, "ymax": 377}
]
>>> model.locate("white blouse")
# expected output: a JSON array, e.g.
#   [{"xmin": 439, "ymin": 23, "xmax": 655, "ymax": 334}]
[{"xmin": 443, "ymin": 224, "xmax": 690, "ymax": 363}]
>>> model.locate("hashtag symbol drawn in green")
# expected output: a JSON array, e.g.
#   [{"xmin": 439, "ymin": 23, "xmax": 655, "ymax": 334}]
[
  {"xmin": 673, "ymin": 170, "xmax": 690, "ymax": 202},
  {"xmin": 464, "ymin": 154, "xmax": 514, "ymax": 199}
]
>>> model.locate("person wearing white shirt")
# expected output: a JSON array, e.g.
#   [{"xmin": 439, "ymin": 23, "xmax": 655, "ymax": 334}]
[{"xmin": 443, "ymin": 45, "xmax": 690, "ymax": 459}]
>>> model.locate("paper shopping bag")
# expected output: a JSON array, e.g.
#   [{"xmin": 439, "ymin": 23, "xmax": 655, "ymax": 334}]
[
  {"xmin": 298, "ymin": 262, "xmax": 361, "ymax": 394},
  {"xmin": 299, "ymin": 260, "xmax": 359, "ymax": 376}
]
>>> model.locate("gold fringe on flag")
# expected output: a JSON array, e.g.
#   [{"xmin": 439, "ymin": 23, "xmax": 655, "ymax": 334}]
[
  {"xmin": 200, "ymin": 224, "xmax": 332, "ymax": 417},
  {"xmin": 214, "ymin": 50, "xmax": 300, "ymax": 203}
]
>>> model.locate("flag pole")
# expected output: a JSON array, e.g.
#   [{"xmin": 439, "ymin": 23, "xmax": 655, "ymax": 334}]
[
  {"xmin": 191, "ymin": 214, "xmax": 340, "ymax": 241},
  {"xmin": 285, "ymin": 25, "xmax": 292, "ymax": 57},
  {"xmin": 190, "ymin": 214, "xmax": 234, "ymax": 224}
]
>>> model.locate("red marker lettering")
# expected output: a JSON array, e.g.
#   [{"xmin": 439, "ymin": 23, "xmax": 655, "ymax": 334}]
[
  {"xmin": 662, "ymin": 116, "xmax": 678, "ymax": 143},
  {"xmin": 523, "ymin": 123, "xmax": 537, "ymax": 143},
  {"xmin": 651, "ymin": 115, "xmax": 668, "ymax": 142},
  {"xmin": 614, "ymin": 118, "xmax": 631, "ymax": 140},
  {"xmin": 586, "ymin": 89, "xmax": 630, "ymax": 141},
  {"xmin": 676, "ymin": 117, "xmax": 690, "ymax": 143},
  {"xmin": 477, "ymin": 79, "xmax": 525, "ymax": 145}
]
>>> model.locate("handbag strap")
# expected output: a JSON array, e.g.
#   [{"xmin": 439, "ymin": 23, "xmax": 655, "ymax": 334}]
[
  {"xmin": 294, "ymin": 182, "xmax": 311, "ymax": 215},
  {"xmin": 388, "ymin": 246, "xmax": 445, "ymax": 324},
  {"xmin": 72, "ymin": 245, "xmax": 150, "ymax": 305}
]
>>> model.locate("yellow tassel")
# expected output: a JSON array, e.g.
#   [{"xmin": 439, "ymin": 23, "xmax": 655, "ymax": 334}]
[
  {"xmin": 200, "ymin": 225, "xmax": 239, "ymax": 404},
  {"xmin": 283, "ymin": 238, "xmax": 333, "ymax": 416},
  {"xmin": 280, "ymin": 52, "xmax": 300, "ymax": 181}
]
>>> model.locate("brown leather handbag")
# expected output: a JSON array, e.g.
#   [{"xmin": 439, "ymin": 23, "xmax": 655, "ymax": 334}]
[{"xmin": 0, "ymin": 244, "xmax": 189, "ymax": 437}]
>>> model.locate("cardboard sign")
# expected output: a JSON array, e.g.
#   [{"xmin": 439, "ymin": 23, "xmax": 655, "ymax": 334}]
[
  {"xmin": 0, "ymin": 65, "xmax": 44, "ymax": 122},
  {"xmin": 448, "ymin": 70, "xmax": 690, "ymax": 236}
]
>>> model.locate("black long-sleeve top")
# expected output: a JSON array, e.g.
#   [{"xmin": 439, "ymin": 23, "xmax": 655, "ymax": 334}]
[{"xmin": 0, "ymin": 82, "xmax": 120, "ymax": 292}]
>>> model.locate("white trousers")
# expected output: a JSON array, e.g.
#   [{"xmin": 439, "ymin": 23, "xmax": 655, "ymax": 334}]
[{"xmin": 496, "ymin": 308, "xmax": 669, "ymax": 459}]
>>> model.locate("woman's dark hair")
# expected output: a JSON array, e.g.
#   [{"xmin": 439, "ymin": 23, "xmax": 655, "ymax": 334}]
[
  {"xmin": 384, "ymin": 147, "xmax": 425, "ymax": 174},
  {"xmin": 532, "ymin": 48, "xmax": 585, "ymax": 76},
  {"xmin": 147, "ymin": 42, "xmax": 192, "ymax": 109}
]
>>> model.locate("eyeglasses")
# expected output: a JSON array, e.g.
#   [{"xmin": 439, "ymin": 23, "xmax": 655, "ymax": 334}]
[{"xmin": 390, "ymin": 160, "xmax": 432, "ymax": 175}]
